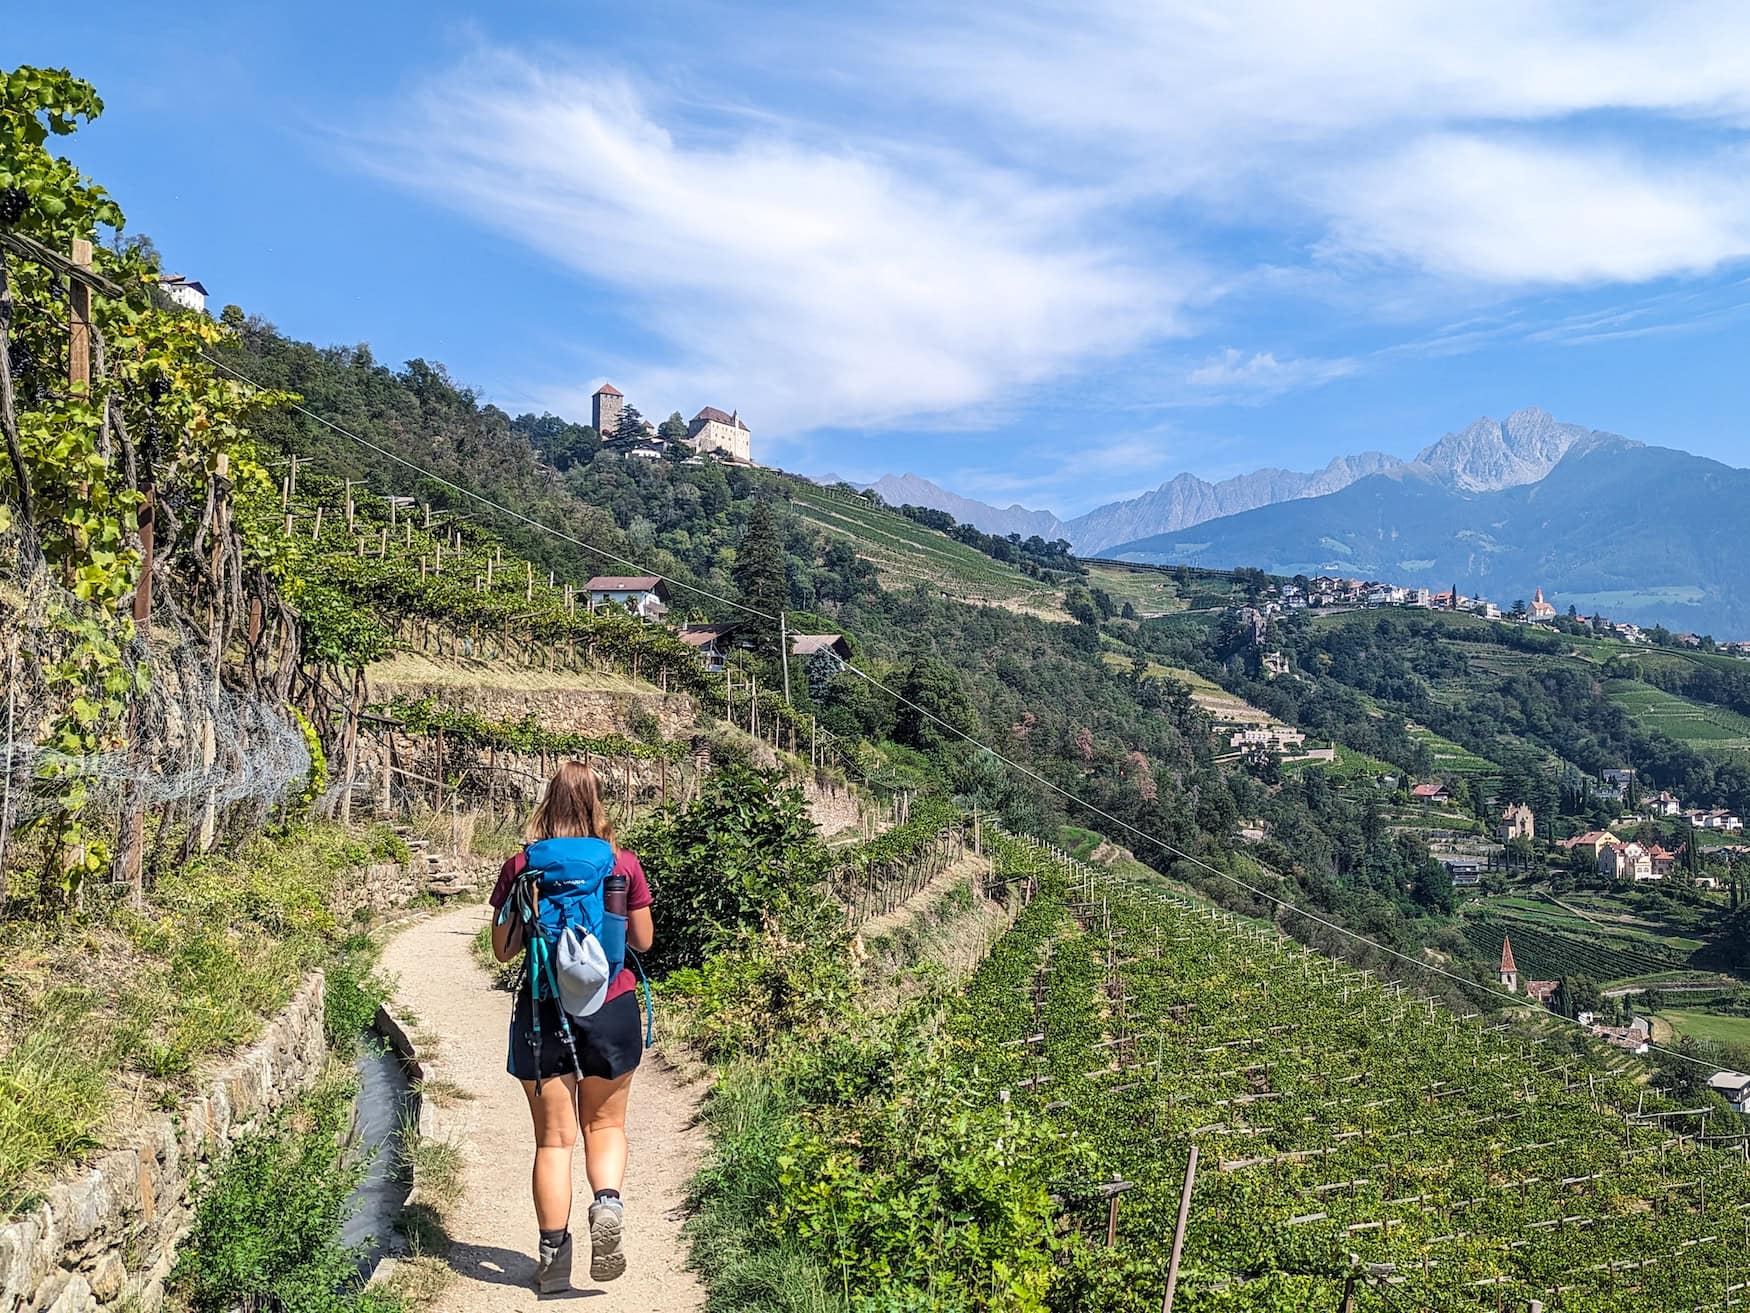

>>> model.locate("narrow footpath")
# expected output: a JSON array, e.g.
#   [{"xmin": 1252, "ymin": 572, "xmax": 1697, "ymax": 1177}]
[{"xmin": 382, "ymin": 902, "xmax": 708, "ymax": 1311}]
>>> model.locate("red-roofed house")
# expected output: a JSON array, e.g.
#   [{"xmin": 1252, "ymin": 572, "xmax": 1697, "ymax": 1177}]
[
  {"xmin": 1645, "ymin": 844, "xmax": 1681, "ymax": 877},
  {"xmin": 1556, "ymin": 830, "xmax": 1619, "ymax": 860},
  {"xmin": 679, "ymin": 622, "xmax": 740, "ymax": 672},
  {"xmin": 586, "ymin": 575, "xmax": 669, "ymax": 620},
  {"xmin": 790, "ymin": 633, "xmax": 852, "ymax": 663},
  {"xmin": 1601, "ymin": 840, "xmax": 1655, "ymax": 882},
  {"xmin": 1411, "ymin": 782, "xmax": 1450, "ymax": 804}
]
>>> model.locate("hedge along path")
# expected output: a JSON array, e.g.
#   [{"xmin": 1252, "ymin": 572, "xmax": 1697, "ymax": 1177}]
[{"xmin": 382, "ymin": 901, "xmax": 707, "ymax": 1311}]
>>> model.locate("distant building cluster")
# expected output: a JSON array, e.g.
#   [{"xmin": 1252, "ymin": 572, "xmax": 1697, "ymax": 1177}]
[
  {"xmin": 1252, "ymin": 575, "xmax": 1750, "ymax": 656},
  {"xmin": 591, "ymin": 383, "xmax": 754, "ymax": 465}
]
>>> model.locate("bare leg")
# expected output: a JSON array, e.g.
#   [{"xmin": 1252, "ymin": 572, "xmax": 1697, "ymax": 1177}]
[
  {"xmin": 521, "ymin": 1076, "xmax": 580, "ymax": 1230},
  {"xmin": 578, "ymin": 1071, "xmax": 634, "ymax": 1193}
]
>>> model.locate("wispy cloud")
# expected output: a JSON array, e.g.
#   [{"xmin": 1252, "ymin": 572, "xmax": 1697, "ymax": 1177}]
[
  {"xmin": 1186, "ymin": 349, "xmax": 1359, "ymax": 398},
  {"xmin": 345, "ymin": 4, "xmax": 1750, "ymax": 497},
  {"xmin": 949, "ymin": 433, "xmax": 1185, "ymax": 514},
  {"xmin": 351, "ymin": 49, "xmax": 1178, "ymax": 449}
]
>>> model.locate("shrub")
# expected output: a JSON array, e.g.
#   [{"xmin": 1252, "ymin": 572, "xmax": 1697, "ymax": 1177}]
[
  {"xmin": 172, "ymin": 1073, "xmax": 407, "ymax": 1313},
  {"xmin": 323, "ymin": 935, "xmax": 392, "ymax": 1049},
  {"xmin": 629, "ymin": 765, "xmax": 829, "ymax": 973}
]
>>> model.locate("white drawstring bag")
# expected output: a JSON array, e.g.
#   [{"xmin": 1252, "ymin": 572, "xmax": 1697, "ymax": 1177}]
[{"xmin": 555, "ymin": 924, "xmax": 614, "ymax": 1018}]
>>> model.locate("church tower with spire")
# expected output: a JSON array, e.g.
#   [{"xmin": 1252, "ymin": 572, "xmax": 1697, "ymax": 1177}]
[{"xmin": 1499, "ymin": 935, "xmax": 1519, "ymax": 993}]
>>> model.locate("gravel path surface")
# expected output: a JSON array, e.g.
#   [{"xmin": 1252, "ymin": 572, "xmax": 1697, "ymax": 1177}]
[{"xmin": 383, "ymin": 902, "xmax": 708, "ymax": 1311}]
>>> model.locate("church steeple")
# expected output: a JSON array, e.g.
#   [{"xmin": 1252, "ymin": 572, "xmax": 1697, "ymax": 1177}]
[{"xmin": 1499, "ymin": 935, "xmax": 1519, "ymax": 993}]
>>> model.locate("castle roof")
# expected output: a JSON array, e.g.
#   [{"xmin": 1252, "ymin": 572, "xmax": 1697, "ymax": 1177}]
[
  {"xmin": 593, "ymin": 383, "xmax": 623, "ymax": 397},
  {"xmin": 1500, "ymin": 935, "xmax": 1517, "ymax": 975},
  {"xmin": 692, "ymin": 406, "xmax": 749, "ymax": 430}
]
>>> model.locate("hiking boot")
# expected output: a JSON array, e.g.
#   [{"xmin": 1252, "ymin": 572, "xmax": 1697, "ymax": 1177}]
[
  {"xmin": 535, "ymin": 1230, "xmax": 573, "ymax": 1294},
  {"xmin": 588, "ymin": 1196, "xmax": 626, "ymax": 1282}
]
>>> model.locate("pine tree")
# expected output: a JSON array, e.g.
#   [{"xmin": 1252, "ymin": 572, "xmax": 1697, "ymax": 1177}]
[
  {"xmin": 612, "ymin": 404, "xmax": 648, "ymax": 445},
  {"xmin": 733, "ymin": 500, "xmax": 789, "ymax": 654}
]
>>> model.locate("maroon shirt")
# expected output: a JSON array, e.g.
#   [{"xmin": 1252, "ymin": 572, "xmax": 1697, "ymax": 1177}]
[{"xmin": 490, "ymin": 847, "xmax": 652, "ymax": 1003}]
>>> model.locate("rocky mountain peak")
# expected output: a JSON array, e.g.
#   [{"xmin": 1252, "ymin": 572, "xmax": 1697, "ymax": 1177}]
[{"xmin": 1414, "ymin": 406, "xmax": 1603, "ymax": 492}]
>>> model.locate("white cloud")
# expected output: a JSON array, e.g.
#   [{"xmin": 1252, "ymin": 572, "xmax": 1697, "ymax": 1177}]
[
  {"xmin": 950, "ymin": 433, "xmax": 1184, "ymax": 513},
  {"xmin": 1187, "ymin": 349, "xmax": 1359, "ymax": 396},
  {"xmin": 355, "ymin": 50, "xmax": 1178, "ymax": 445},
  {"xmin": 873, "ymin": 2, "xmax": 1750, "ymax": 285},
  {"xmin": 1325, "ymin": 135, "xmax": 1750, "ymax": 284}
]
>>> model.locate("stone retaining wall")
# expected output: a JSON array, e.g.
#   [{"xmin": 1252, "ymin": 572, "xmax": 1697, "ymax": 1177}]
[
  {"xmin": 0, "ymin": 974, "xmax": 329, "ymax": 1313},
  {"xmin": 370, "ymin": 680, "xmax": 699, "ymax": 744}
]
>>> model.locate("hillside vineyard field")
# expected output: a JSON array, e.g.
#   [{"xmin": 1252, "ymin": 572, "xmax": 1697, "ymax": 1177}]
[
  {"xmin": 954, "ymin": 844, "xmax": 1750, "ymax": 1312},
  {"xmin": 787, "ymin": 480, "xmax": 1061, "ymax": 607}
]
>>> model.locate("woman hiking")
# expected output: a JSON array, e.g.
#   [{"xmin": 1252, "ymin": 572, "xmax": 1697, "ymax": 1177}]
[{"xmin": 489, "ymin": 760, "xmax": 654, "ymax": 1293}]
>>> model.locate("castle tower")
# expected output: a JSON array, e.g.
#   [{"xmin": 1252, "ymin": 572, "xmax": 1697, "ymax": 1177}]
[
  {"xmin": 1499, "ymin": 935, "xmax": 1518, "ymax": 993},
  {"xmin": 592, "ymin": 383, "xmax": 623, "ymax": 436}
]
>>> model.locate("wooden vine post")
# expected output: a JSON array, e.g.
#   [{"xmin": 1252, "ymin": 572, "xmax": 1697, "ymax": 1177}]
[
  {"xmin": 68, "ymin": 238, "xmax": 92, "ymax": 389},
  {"xmin": 1161, "ymin": 1144, "xmax": 1199, "ymax": 1313},
  {"xmin": 338, "ymin": 666, "xmax": 366, "ymax": 826}
]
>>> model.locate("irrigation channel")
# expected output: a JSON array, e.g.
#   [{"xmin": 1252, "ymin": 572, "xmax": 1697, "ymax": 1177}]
[{"xmin": 341, "ymin": 1025, "xmax": 418, "ymax": 1275}]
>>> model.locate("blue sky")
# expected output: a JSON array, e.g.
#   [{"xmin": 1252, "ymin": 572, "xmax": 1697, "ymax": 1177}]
[{"xmin": 16, "ymin": 2, "xmax": 1750, "ymax": 514}]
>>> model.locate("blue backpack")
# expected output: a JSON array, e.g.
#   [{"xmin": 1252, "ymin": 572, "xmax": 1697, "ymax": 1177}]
[{"xmin": 497, "ymin": 838, "xmax": 652, "ymax": 1072}]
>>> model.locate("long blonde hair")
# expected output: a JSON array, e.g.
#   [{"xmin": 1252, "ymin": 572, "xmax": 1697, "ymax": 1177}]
[{"xmin": 524, "ymin": 760, "xmax": 617, "ymax": 850}]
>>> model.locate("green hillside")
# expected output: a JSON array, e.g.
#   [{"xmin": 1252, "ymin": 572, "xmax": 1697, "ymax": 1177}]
[
  {"xmin": 1606, "ymin": 679, "xmax": 1750, "ymax": 759},
  {"xmin": 784, "ymin": 479, "xmax": 1065, "ymax": 613},
  {"xmin": 11, "ymin": 63, "xmax": 1750, "ymax": 1313}
]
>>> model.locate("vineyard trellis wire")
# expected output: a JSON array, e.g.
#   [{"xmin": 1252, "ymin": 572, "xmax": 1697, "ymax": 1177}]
[
  {"xmin": 0, "ymin": 514, "xmax": 310, "ymax": 898},
  {"xmin": 937, "ymin": 832, "xmax": 1750, "ymax": 1311}
]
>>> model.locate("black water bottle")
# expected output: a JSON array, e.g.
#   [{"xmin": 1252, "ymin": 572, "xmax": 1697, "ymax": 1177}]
[{"xmin": 604, "ymin": 871, "xmax": 629, "ymax": 918}]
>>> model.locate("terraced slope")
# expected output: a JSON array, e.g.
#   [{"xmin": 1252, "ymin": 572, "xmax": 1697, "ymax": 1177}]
[
  {"xmin": 949, "ymin": 853, "xmax": 1750, "ymax": 1310},
  {"xmin": 1605, "ymin": 678, "xmax": 1750, "ymax": 760},
  {"xmin": 785, "ymin": 481, "xmax": 1066, "ymax": 615}
]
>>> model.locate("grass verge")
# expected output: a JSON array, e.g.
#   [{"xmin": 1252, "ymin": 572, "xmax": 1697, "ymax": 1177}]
[{"xmin": 0, "ymin": 822, "xmax": 405, "ymax": 1217}]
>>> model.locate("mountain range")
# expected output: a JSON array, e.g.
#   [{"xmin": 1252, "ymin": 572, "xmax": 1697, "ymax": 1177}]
[
  {"xmin": 848, "ymin": 407, "xmax": 1605, "ymax": 556},
  {"xmin": 830, "ymin": 407, "xmax": 1750, "ymax": 634},
  {"xmin": 1105, "ymin": 435, "xmax": 1750, "ymax": 634}
]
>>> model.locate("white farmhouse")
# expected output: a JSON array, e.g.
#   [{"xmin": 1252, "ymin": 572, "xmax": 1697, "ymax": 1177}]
[
  {"xmin": 586, "ymin": 575, "xmax": 669, "ymax": 620},
  {"xmin": 159, "ymin": 274, "xmax": 208, "ymax": 313}
]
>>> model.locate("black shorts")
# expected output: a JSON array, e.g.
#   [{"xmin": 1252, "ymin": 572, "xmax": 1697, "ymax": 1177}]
[{"xmin": 507, "ymin": 989, "xmax": 643, "ymax": 1082}]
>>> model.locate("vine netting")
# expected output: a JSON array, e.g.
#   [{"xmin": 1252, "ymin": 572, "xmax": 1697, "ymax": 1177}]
[{"xmin": 0, "ymin": 516, "xmax": 309, "ymax": 890}]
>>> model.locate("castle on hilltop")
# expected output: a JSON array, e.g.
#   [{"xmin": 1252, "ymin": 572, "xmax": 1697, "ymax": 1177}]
[{"xmin": 592, "ymin": 383, "xmax": 753, "ymax": 464}]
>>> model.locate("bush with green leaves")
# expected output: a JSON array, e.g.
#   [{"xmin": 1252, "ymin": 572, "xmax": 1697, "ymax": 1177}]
[
  {"xmin": 171, "ymin": 1073, "xmax": 406, "ymax": 1313},
  {"xmin": 628, "ymin": 764, "xmax": 829, "ymax": 973},
  {"xmin": 322, "ymin": 934, "xmax": 392, "ymax": 1050}
]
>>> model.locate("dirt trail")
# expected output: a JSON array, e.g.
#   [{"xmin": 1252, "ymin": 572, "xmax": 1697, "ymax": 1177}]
[{"xmin": 382, "ymin": 902, "xmax": 707, "ymax": 1311}]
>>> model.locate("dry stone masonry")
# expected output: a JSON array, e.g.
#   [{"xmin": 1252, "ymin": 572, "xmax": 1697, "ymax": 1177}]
[{"xmin": 0, "ymin": 974, "xmax": 329, "ymax": 1313}]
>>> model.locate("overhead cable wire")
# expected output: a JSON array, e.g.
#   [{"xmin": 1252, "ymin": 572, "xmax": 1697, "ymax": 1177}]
[{"xmin": 199, "ymin": 347, "xmax": 1728, "ymax": 1073}]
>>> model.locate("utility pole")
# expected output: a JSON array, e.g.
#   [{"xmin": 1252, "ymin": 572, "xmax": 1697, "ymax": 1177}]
[{"xmin": 779, "ymin": 611, "xmax": 792, "ymax": 705}]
